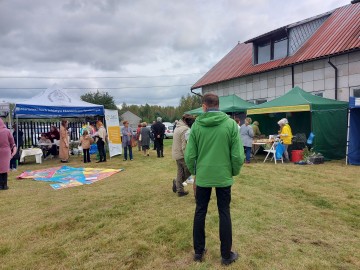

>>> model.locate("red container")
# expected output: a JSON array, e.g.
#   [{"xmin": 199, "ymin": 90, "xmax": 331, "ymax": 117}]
[{"xmin": 291, "ymin": 150, "xmax": 304, "ymax": 162}]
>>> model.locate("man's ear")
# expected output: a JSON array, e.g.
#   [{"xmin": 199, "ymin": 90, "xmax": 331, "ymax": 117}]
[{"xmin": 202, "ymin": 104, "xmax": 207, "ymax": 112}]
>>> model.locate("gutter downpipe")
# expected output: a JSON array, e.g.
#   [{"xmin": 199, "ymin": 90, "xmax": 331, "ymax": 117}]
[
  {"xmin": 328, "ymin": 57, "xmax": 338, "ymax": 100},
  {"xmin": 291, "ymin": 66, "xmax": 295, "ymax": 88}
]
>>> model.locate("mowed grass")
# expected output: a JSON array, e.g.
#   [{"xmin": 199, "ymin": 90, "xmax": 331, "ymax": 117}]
[{"xmin": 0, "ymin": 140, "xmax": 359, "ymax": 270}]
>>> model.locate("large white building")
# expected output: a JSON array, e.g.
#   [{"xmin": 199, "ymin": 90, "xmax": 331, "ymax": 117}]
[{"xmin": 191, "ymin": 2, "xmax": 360, "ymax": 103}]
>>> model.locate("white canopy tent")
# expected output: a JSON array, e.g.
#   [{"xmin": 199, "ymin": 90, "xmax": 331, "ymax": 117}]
[
  {"xmin": 14, "ymin": 85, "xmax": 104, "ymax": 119},
  {"xmin": 13, "ymin": 85, "xmax": 105, "ymax": 148}
]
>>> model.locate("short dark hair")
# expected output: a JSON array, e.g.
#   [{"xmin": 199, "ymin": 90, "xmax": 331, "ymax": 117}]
[
  {"xmin": 202, "ymin": 93, "xmax": 219, "ymax": 108},
  {"xmin": 182, "ymin": 114, "xmax": 196, "ymax": 127}
]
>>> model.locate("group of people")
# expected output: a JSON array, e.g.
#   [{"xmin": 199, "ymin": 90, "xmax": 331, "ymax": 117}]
[
  {"xmin": 170, "ymin": 93, "xmax": 295, "ymax": 265},
  {"xmin": 54, "ymin": 120, "xmax": 108, "ymax": 164},
  {"xmin": 122, "ymin": 117, "xmax": 167, "ymax": 160},
  {"xmin": 137, "ymin": 121, "xmax": 153, "ymax": 157},
  {"xmin": 1, "ymin": 93, "xmax": 294, "ymax": 266},
  {"xmin": 170, "ymin": 93, "xmax": 244, "ymax": 265},
  {"xmin": 238, "ymin": 116, "xmax": 292, "ymax": 163}
]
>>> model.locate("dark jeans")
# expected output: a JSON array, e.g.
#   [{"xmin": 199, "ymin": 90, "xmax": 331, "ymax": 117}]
[
  {"xmin": 193, "ymin": 186, "xmax": 232, "ymax": 259},
  {"xmin": 244, "ymin": 146, "xmax": 251, "ymax": 162},
  {"xmin": 83, "ymin": 149, "xmax": 90, "ymax": 163},
  {"xmin": 97, "ymin": 139, "xmax": 106, "ymax": 161},
  {"xmin": 0, "ymin": 173, "xmax": 8, "ymax": 188},
  {"xmin": 46, "ymin": 145, "xmax": 58, "ymax": 156},
  {"xmin": 10, "ymin": 148, "xmax": 20, "ymax": 169},
  {"xmin": 154, "ymin": 138, "xmax": 164, "ymax": 157},
  {"xmin": 123, "ymin": 145, "xmax": 133, "ymax": 160},
  {"xmin": 10, "ymin": 158, "xmax": 17, "ymax": 169}
]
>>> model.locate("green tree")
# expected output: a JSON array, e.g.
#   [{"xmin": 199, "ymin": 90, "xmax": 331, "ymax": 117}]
[
  {"xmin": 81, "ymin": 90, "xmax": 118, "ymax": 110},
  {"xmin": 175, "ymin": 93, "xmax": 202, "ymax": 119}
]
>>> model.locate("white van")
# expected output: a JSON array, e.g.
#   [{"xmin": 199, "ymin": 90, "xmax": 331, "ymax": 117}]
[{"xmin": 162, "ymin": 122, "xmax": 174, "ymax": 139}]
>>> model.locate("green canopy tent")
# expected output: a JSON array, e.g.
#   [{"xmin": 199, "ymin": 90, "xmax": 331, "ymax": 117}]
[
  {"xmin": 185, "ymin": 94, "xmax": 253, "ymax": 115},
  {"xmin": 247, "ymin": 87, "xmax": 348, "ymax": 160}
]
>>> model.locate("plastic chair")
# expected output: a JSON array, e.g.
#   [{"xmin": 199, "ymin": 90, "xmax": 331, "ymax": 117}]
[{"xmin": 263, "ymin": 141, "xmax": 284, "ymax": 164}]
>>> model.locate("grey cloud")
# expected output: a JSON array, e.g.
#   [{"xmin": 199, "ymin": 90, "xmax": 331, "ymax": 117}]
[{"xmin": 0, "ymin": 0, "xmax": 350, "ymax": 106}]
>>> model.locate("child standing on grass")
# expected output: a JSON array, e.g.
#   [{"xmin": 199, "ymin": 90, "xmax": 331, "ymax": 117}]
[{"xmin": 80, "ymin": 130, "xmax": 94, "ymax": 163}]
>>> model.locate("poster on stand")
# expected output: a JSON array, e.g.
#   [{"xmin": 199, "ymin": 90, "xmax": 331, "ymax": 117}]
[{"xmin": 105, "ymin": 109, "xmax": 122, "ymax": 157}]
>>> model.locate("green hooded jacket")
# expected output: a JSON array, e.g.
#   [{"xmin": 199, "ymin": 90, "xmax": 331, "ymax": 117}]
[{"xmin": 185, "ymin": 111, "xmax": 244, "ymax": 188}]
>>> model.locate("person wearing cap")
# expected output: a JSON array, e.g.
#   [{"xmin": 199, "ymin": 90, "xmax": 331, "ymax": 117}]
[{"xmin": 278, "ymin": 118, "xmax": 293, "ymax": 162}]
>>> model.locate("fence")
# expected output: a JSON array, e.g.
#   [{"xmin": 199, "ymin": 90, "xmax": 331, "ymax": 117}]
[{"xmin": 5, "ymin": 121, "xmax": 85, "ymax": 149}]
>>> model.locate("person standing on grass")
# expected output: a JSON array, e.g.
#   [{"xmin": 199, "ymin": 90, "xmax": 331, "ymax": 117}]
[
  {"xmin": 240, "ymin": 117, "xmax": 254, "ymax": 164},
  {"xmin": 171, "ymin": 114, "xmax": 195, "ymax": 197},
  {"xmin": 95, "ymin": 120, "xmax": 107, "ymax": 163},
  {"xmin": 10, "ymin": 123, "xmax": 23, "ymax": 171},
  {"xmin": 136, "ymin": 123, "xmax": 142, "ymax": 151},
  {"xmin": 80, "ymin": 130, "xmax": 94, "ymax": 163},
  {"xmin": 140, "ymin": 122, "xmax": 151, "ymax": 156},
  {"xmin": 278, "ymin": 118, "xmax": 293, "ymax": 162},
  {"xmin": 59, "ymin": 120, "xmax": 70, "ymax": 163},
  {"xmin": 152, "ymin": 117, "xmax": 165, "ymax": 158},
  {"xmin": 185, "ymin": 93, "xmax": 244, "ymax": 265},
  {"xmin": 151, "ymin": 120, "xmax": 156, "ymax": 150},
  {"xmin": 0, "ymin": 118, "xmax": 16, "ymax": 190},
  {"xmin": 121, "ymin": 121, "xmax": 133, "ymax": 161}
]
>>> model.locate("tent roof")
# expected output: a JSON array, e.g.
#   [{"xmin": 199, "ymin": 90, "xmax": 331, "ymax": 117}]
[
  {"xmin": 186, "ymin": 94, "xmax": 253, "ymax": 115},
  {"xmin": 15, "ymin": 86, "xmax": 104, "ymax": 118},
  {"xmin": 247, "ymin": 87, "xmax": 348, "ymax": 115}
]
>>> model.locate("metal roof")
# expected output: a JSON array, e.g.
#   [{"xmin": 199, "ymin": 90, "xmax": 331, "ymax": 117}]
[{"xmin": 192, "ymin": 3, "xmax": 360, "ymax": 90}]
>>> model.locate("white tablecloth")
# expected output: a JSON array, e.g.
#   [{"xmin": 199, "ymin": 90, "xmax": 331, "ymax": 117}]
[{"xmin": 20, "ymin": 148, "xmax": 43, "ymax": 164}]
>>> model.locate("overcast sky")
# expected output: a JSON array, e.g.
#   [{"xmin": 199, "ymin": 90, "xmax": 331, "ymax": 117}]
[{"xmin": 0, "ymin": 0, "xmax": 351, "ymax": 107}]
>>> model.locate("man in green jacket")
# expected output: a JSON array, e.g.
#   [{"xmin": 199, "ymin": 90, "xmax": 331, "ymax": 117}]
[{"xmin": 185, "ymin": 93, "xmax": 244, "ymax": 265}]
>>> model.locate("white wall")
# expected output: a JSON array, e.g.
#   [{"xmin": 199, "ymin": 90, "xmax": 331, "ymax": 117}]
[{"xmin": 202, "ymin": 50, "xmax": 360, "ymax": 102}]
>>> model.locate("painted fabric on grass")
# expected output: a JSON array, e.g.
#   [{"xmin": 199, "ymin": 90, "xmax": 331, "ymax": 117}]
[{"xmin": 18, "ymin": 166, "xmax": 123, "ymax": 190}]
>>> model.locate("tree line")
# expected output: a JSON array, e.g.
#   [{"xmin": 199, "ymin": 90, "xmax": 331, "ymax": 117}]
[{"xmin": 80, "ymin": 90, "xmax": 202, "ymax": 123}]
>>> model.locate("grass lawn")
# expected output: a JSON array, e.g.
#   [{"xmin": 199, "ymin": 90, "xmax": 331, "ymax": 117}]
[{"xmin": 0, "ymin": 140, "xmax": 359, "ymax": 269}]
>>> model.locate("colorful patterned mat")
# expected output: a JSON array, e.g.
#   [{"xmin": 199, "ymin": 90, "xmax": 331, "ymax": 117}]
[{"xmin": 17, "ymin": 166, "xmax": 123, "ymax": 190}]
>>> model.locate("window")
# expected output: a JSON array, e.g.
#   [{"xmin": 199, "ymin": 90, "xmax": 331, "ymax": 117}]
[
  {"xmin": 254, "ymin": 37, "xmax": 288, "ymax": 64},
  {"xmin": 274, "ymin": 38, "xmax": 288, "ymax": 59},
  {"xmin": 247, "ymin": 99, "xmax": 267, "ymax": 105},
  {"xmin": 257, "ymin": 42, "xmax": 271, "ymax": 64},
  {"xmin": 255, "ymin": 99, "xmax": 267, "ymax": 104},
  {"xmin": 353, "ymin": 88, "xmax": 360, "ymax": 97},
  {"xmin": 313, "ymin": 92, "xmax": 323, "ymax": 97}
]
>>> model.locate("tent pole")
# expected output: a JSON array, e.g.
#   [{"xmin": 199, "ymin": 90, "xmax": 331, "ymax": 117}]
[
  {"xmin": 346, "ymin": 108, "xmax": 350, "ymax": 165},
  {"xmin": 8, "ymin": 104, "xmax": 12, "ymax": 129},
  {"xmin": 9, "ymin": 111, "xmax": 12, "ymax": 129}
]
